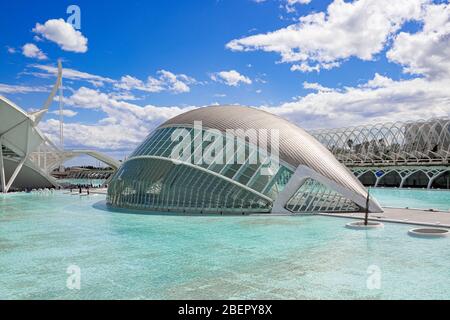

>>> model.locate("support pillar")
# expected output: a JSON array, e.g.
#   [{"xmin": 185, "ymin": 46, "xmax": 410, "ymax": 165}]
[
  {"xmin": 374, "ymin": 176, "xmax": 382, "ymax": 187},
  {"xmin": 0, "ymin": 138, "xmax": 6, "ymax": 193},
  {"xmin": 427, "ymin": 170, "xmax": 449, "ymax": 189},
  {"xmin": 427, "ymin": 177, "xmax": 434, "ymax": 189},
  {"xmin": 399, "ymin": 177, "xmax": 407, "ymax": 188},
  {"xmin": 4, "ymin": 156, "xmax": 27, "ymax": 193}
]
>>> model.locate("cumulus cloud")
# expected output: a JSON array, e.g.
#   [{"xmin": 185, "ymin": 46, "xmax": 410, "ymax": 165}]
[
  {"xmin": 32, "ymin": 18, "xmax": 88, "ymax": 53},
  {"xmin": 28, "ymin": 1, "xmax": 450, "ymax": 153},
  {"xmin": 115, "ymin": 70, "xmax": 197, "ymax": 94},
  {"xmin": 49, "ymin": 109, "xmax": 78, "ymax": 117},
  {"xmin": 287, "ymin": 0, "xmax": 311, "ymax": 4},
  {"xmin": 27, "ymin": 64, "xmax": 197, "ymax": 94},
  {"xmin": 30, "ymin": 64, "xmax": 115, "ymax": 87},
  {"xmin": 22, "ymin": 43, "xmax": 47, "ymax": 60},
  {"xmin": 227, "ymin": 0, "xmax": 427, "ymax": 72},
  {"xmin": 302, "ymin": 81, "xmax": 334, "ymax": 92},
  {"xmin": 262, "ymin": 74, "xmax": 450, "ymax": 130},
  {"xmin": 0, "ymin": 83, "xmax": 48, "ymax": 94},
  {"xmin": 285, "ymin": 0, "xmax": 312, "ymax": 13},
  {"xmin": 252, "ymin": 0, "xmax": 311, "ymax": 5},
  {"xmin": 39, "ymin": 86, "xmax": 197, "ymax": 151},
  {"xmin": 387, "ymin": 2, "xmax": 450, "ymax": 80},
  {"xmin": 271, "ymin": 2, "xmax": 450, "ymax": 129},
  {"xmin": 210, "ymin": 70, "xmax": 252, "ymax": 86},
  {"xmin": 44, "ymin": 71, "xmax": 450, "ymax": 152}
]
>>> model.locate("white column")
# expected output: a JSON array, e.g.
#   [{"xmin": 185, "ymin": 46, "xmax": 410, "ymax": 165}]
[
  {"xmin": 5, "ymin": 123, "xmax": 30, "ymax": 193},
  {"xmin": 4, "ymin": 156, "xmax": 27, "ymax": 193},
  {"xmin": 374, "ymin": 175, "xmax": 383, "ymax": 187},
  {"xmin": 0, "ymin": 137, "xmax": 6, "ymax": 193}
]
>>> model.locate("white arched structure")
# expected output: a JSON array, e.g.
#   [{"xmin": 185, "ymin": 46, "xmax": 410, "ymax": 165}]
[
  {"xmin": 0, "ymin": 61, "xmax": 120, "ymax": 192},
  {"xmin": 310, "ymin": 118, "xmax": 450, "ymax": 166},
  {"xmin": 0, "ymin": 99, "xmax": 63, "ymax": 192},
  {"xmin": 107, "ymin": 106, "xmax": 382, "ymax": 214},
  {"xmin": 59, "ymin": 150, "xmax": 121, "ymax": 170},
  {"xmin": 310, "ymin": 119, "xmax": 450, "ymax": 189}
]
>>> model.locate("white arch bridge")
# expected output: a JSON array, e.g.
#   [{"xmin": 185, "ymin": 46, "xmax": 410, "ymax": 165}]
[
  {"xmin": 59, "ymin": 150, "xmax": 121, "ymax": 171},
  {"xmin": 310, "ymin": 118, "xmax": 450, "ymax": 189}
]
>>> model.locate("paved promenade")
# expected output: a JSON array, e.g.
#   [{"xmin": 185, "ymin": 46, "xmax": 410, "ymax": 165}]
[{"xmin": 320, "ymin": 207, "xmax": 450, "ymax": 228}]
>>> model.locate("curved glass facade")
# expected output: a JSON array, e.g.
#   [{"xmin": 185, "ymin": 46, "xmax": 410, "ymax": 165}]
[
  {"xmin": 107, "ymin": 105, "xmax": 380, "ymax": 214},
  {"xmin": 107, "ymin": 126, "xmax": 293, "ymax": 214}
]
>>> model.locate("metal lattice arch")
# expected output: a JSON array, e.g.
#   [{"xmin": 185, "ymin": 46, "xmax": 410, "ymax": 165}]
[
  {"xmin": 310, "ymin": 118, "xmax": 450, "ymax": 165},
  {"xmin": 107, "ymin": 106, "xmax": 382, "ymax": 214},
  {"xmin": 310, "ymin": 118, "xmax": 450, "ymax": 189}
]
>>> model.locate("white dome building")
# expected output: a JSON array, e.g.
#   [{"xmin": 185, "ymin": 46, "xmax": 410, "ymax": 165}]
[{"xmin": 107, "ymin": 106, "xmax": 383, "ymax": 214}]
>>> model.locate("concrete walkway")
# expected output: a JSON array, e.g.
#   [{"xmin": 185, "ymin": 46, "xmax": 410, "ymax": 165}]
[
  {"xmin": 89, "ymin": 188, "xmax": 107, "ymax": 195},
  {"xmin": 319, "ymin": 207, "xmax": 450, "ymax": 228}
]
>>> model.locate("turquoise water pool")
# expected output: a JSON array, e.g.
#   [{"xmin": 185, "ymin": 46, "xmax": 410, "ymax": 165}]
[
  {"xmin": 0, "ymin": 192, "xmax": 448, "ymax": 299},
  {"xmin": 370, "ymin": 188, "xmax": 450, "ymax": 211}
]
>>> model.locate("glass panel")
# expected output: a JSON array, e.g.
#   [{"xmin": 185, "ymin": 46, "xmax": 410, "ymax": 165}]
[
  {"xmin": 113, "ymin": 125, "xmax": 289, "ymax": 210},
  {"xmin": 286, "ymin": 178, "xmax": 360, "ymax": 213},
  {"xmin": 107, "ymin": 158, "xmax": 272, "ymax": 214},
  {"xmin": 262, "ymin": 166, "xmax": 293, "ymax": 199}
]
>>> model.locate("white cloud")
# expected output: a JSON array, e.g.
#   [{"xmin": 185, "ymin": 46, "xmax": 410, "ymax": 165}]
[
  {"xmin": 114, "ymin": 75, "xmax": 146, "ymax": 91},
  {"xmin": 32, "ymin": 18, "xmax": 88, "ymax": 53},
  {"xmin": 6, "ymin": 46, "xmax": 16, "ymax": 54},
  {"xmin": 49, "ymin": 109, "xmax": 78, "ymax": 117},
  {"xmin": 387, "ymin": 2, "xmax": 450, "ymax": 80},
  {"xmin": 39, "ymin": 86, "xmax": 197, "ymax": 151},
  {"xmin": 285, "ymin": 0, "xmax": 312, "ymax": 13},
  {"xmin": 108, "ymin": 92, "xmax": 140, "ymax": 101},
  {"xmin": 30, "ymin": 64, "xmax": 115, "ymax": 86},
  {"xmin": 302, "ymin": 81, "xmax": 334, "ymax": 92},
  {"xmin": 115, "ymin": 70, "xmax": 197, "ymax": 94},
  {"xmin": 262, "ymin": 73, "xmax": 450, "ymax": 129},
  {"xmin": 287, "ymin": 0, "xmax": 311, "ymax": 4},
  {"xmin": 62, "ymin": 87, "xmax": 110, "ymax": 109},
  {"xmin": 38, "ymin": 70, "xmax": 450, "ymax": 153},
  {"xmin": 0, "ymin": 83, "xmax": 48, "ymax": 94},
  {"xmin": 28, "ymin": 64, "xmax": 197, "ymax": 94},
  {"xmin": 22, "ymin": 43, "xmax": 47, "ymax": 60},
  {"xmin": 27, "ymin": 1, "xmax": 450, "ymax": 153},
  {"xmin": 210, "ymin": 70, "xmax": 252, "ymax": 86},
  {"xmin": 227, "ymin": 0, "xmax": 427, "ymax": 72},
  {"xmin": 252, "ymin": 0, "xmax": 310, "ymax": 4}
]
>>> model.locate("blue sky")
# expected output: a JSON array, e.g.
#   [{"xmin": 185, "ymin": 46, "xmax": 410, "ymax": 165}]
[{"xmin": 1, "ymin": 0, "xmax": 449, "ymax": 163}]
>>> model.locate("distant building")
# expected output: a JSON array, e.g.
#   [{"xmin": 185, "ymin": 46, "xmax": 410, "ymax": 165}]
[{"xmin": 310, "ymin": 118, "xmax": 450, "ymax": 189}]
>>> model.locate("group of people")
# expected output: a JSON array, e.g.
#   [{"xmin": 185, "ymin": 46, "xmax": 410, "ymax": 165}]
[{"xmin": 69, "ymin": 184, "xmax": 93, "ymax": 195}]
